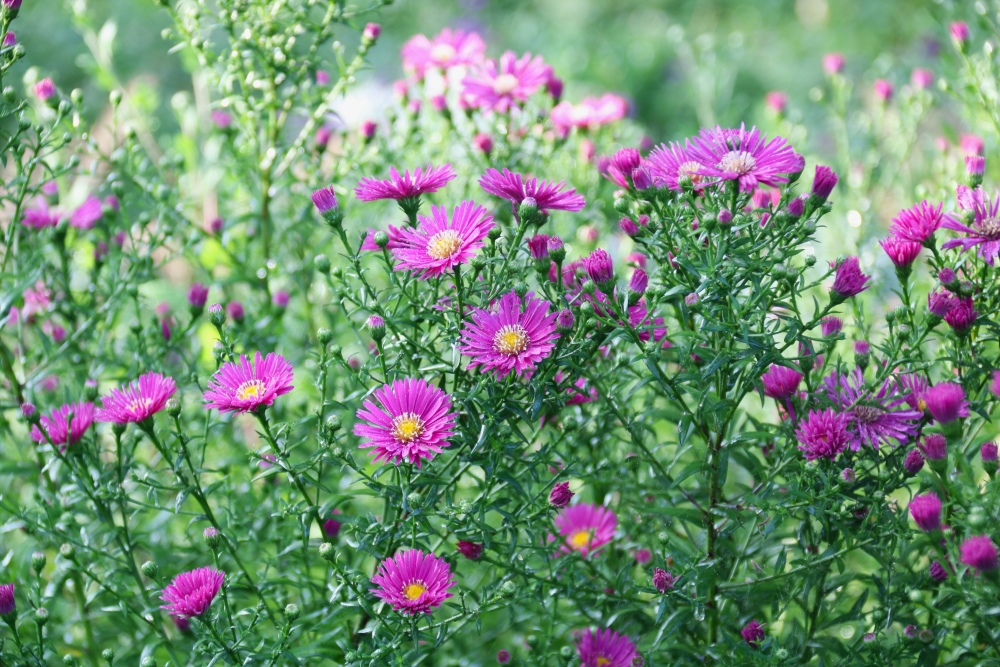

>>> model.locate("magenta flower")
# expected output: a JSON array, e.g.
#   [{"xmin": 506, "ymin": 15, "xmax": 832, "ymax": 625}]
[
  {"xmin": 942, "ymin": 187, "xmax": 1000, "ymax": 265},
  {"xmin": 950, "ymin": 21, "xmax": 970, "ymax": 46},
  {"xmin": 961, "ymin": 535, "xmax": 999, "ymax": 572},
  {"xmin": 628, "ymin": 268, "xmax": 648, "ymax": 296},
  {"xmin": 69, "ymin": 196, "xmax": 103, "ymax": 230},
  {"xmin": 323, "ymin": 509, "xmax": 342, "ymax": 539},
  {"xmin": 370, "ymin": 549, "xmax": 455, "ymax": 615},
  {"xmin": 392, "ymin": 201, "xmax": 494, "ymax": 278},
  {"xmin": 927, "ymin": 290, "xmax": 958, "ymax": 318},
  {"xmin": 456, "ymin": 540, "xmax": 483, "ymax": 560},
  {"xmin": 982, "ymin": 441, "xmax": 998, "ymax": 464},
  {"xmin": 497, "ymin": 649, "xmax": 511, "ymax": 664},
  {"xmin": 880, "ymin": 236, "xmax": 922, "ymax": 268},
  {"xmin": 401, "ymin": 28, "xmax": 486, "ymax": 78},
  {"xmin": 653, "ymin": 568, "xmax": 677, "ymax": 592},
  {"xmin": 873, "ymin": 79, "xmax": 894, "ymax": 102},
  {"xmin": 187, "ymin": 283, "xmax": 209, "ymax": 309},
  {"xmin": 686, "ymin": 125, "xmax": 803, "ymax": 192},
  {"xmin": 909, "ymin": 492, "xmax": 942, "ymax": 531},
  {"xmin": 991, "ymin": 371, "xmax": 1000, "ymax": 399},
  {"xmin": 549, "ymin": 481, "xmax": 573, "ymax": 508},
  {"xmin": 460, "ymin": 291, "xmax": 559, "ymax": 379},
  {"xmin": 945, "ymin": 297, "xmax": 977, "ymax": 332},
  {"xmin": 353, "ymin": 378, "xmax": 456, "ymax": 467},
  {"xmin": 602, "ymin": 148, "xmax": 642, "ymax": 189},
  {"xmin": 761, "ymin": 364, "xmax": 802, "ymax": 400},
  {"xmin": 646, "ymin": 141, "xmax": 707, "ymax": 191},
  {"xmin": 355, "ymin": 165, "xmax": 456, "ymax": 202},
  {"xmin": 820, "ymin": 316, "xmax": 842, "ymax": 337},
  {"xmin": 741, "ymin": 620, "xmax": 766, "ymax": 648},
  {"xmin": 204, "ymin": 352, "xmax": 294, "ymax": 414},
  {"xmin": 21, "ymin": 197, "xmax": 60, "ymax": 229},
  {"xmin": 34, "ymin": 78, "xmax": 55, "ymax": 101},
  {"xmin": 903, "ymin": 449, "xmax": 925, "ymax": 475},
  {"xmin": 575, "ymin": 628, "xmax": 637, "ymax": 667},
  {"xmin": 830, "ymin": 256, "xmax": 871, "ymax": 300},
  {"xmin": 897, "ymin": 373, "xmax": 928, "ymax": 411},
  {"xmin": 811, "ymin": 165, "xmax": 839, "ymax": 201},
  {"xmin": 889, "ymin": 200, "xmax": 953, "ymax": 245},
  {"xmin": 922, "ymin": 382, "xmax": 970, "ymax": 423},
  {"xmin": 528, "ymin": 234, "xmax": 550, "ymax": 259},
  {"xmin": 554, "ymin": 503, "xmax": 617, "ymax": 558},
  {"xmin": 911, "ymin": 68, "xmax": 934, "ymax": 90},
  {"xmin": 930, "ymin": 560, "xmax": 949, "ymax": 582},
  {"xmin": 822, "ymin": 368, "xmax": 921, "ymax": 450},
  {"xmin": 479, "ymin": 168, "xmax": 585, "ymax": 213},
  {"xmin": 919, "ymin": 433, "xmax": 947, "ymax": 461},
  {"xmin": 461, "ymin": 51, "xmax": 552, "ymax": 112},
  {"xmin": 96, "ymin": 372, "xmax": 177, "ymax": 424},
  {"xmin": 0, "ymin": 583, "xmax": 13, "ymax": 617},
  {"xmin": 160, "ymin": 567, "xmax": 225, "ymax": 618},
  {"xmin": 796, "ymin": 408, "xmax": 851, "ymax": 461},
  {"xmin": 584, "ymin": 248, "xmax": 614, "ymax": 285},
  {"xmin": 550, "ymin": 94, "xmax": 628, "ymax": 132},
  {"xmin": 823, "ymin": 53, "xmax": 845, "ymax": 74},
  {"xmin": 30, "ymin": 402, "xmax": 95, "ymax": 450}
]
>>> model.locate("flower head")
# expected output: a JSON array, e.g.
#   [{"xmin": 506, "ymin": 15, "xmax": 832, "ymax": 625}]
[
  {"xmin": 311, "ymin": 186, "xmax": 339, "ymax": 214},
  {"xmin": 830, "ymin": 256, "xmax": 871, "ymax": 300},
  {"xmin": 880, "ymin": 236, "xmax": 922, "ymax": 268},
  {"xmin": 323, "ymin": 510, "xmax": 342, "ymax": 539},
  {"xmin": 355, "ymin": 165, "xmax": 456, "ymax": 202},
  {"xmin": 628, "ymin": 268, "xmax": 648, "ymax": 296},
  {"xmin": 945, "ymin": 297, "xmax": 977, "ymax": 332},
  {"xmin": 820, "ymin": 316, "xmax": 843, "ymax": 337},
  {"xmin": 204, "ymin": 352, "xmax": 294, "ymax": 414},
  {"xmin": 991, "ymin": 371, "xmax": 1000, "ymax": 399},
  {"xmin": 741, "ymin": 620, "xmax": 766, "ymax": 648},
  {"xmin": 393, "ymin": 202, "xmax": 494, "ymax": 278},
  {"xmin": 354, "ymin": 378, "xmax": 456, "ymax": 467},
  {"xmin": 96, "ymin": 372, "xmax": 177, "ymax": 424},
  {"xmin": 961, "ymin": 535, "xmax": 998, "ymax": 572},
  {"xmin": 30, "ymin": 402, "xmax": 95, "ymax": 450},
  {"xmin": 370, "ymin": 549, "xmax": 455, "ymax": 615},
  {"xmin": 584, "ymin": 248, "xmax": 614, "ymax": 285},
  {"xmin": 70, "ymin": 196, "xmax": 103, "ymax": 230},
  {"xmin": 889, "ymin": 201, "xmax": 953, "ymax": 244},
  {"xmin": 456, "ymin": 541, "xmax": 483, "ymax": 560},
  {"xmin": 919, "ymin": 433, "xmax": 947, "ymax": 461},
  {"xmin": 576, "ymin": 628, "xmax": 637, "ymax": 667},
  {"xmin": 160, "ymin": 567, "xmax": 225, "ymax": 618},
  {"xmin": 909, "ymin": 492, "xmax": 943, "ymax": 532},
  {"xmin": 653, "ymin": 568, "xmax": 676, "ymax": 592},
  {"xmin": 761, "ymin": 364, "xmax": 802, "ymax": 400},
  {"xmin": 686, "ymin": 125, "xmax": 803, "ymax": 192},
  {"xmin": 930, "ymin": 560, "xmax": 949, "ymax": 582},
  {"xmin": 904, "ymin": 449, "xmax": 925, "ymax": 475},
  {"xmin": 402, "ymin": 28, "xmax": 486, "ymax": 78},
  {"xmin": 550, "ymin": 94, "xmax": 629, "ymax": 133},
  {"xmin": 460, "ymin": 291, "xmax": 559, "ymax": 379},
  {"xmin": 942, "ymin": 187, "xmax": 1000, "ymax": 265},
  {"xmin": 461, "ymin": 51, "xmax": 552, "ymax": 112},
  {"xmin": 922, "ymin": 382, "xmax": 969, "ymax": 423},
  {"xmin": 549, "ymin": 481, "xmax": 574, "ymax": 508},
  {"xmin": 822, "ymin": 368, "xmax": 921, "ymax": 450},
  {"xmin": 982, "ymin": 442, "xmax": 998, "ymax": 463},
  {"xmin": 479, "ymin": 168, "xmax": 585, "ymax": 213},
  {"xmin": 796, "ymin": 408, "xmax": 851, "ymax": 461},
  {"xmin": 950, "ymin": 22, "xmax": 970, "ymax": 46},
  {"xmin": 34, "ymin": 78, "xmax": 55, "ymax": 101},
  {"xmin": 927, "ymin": 290, "xmax": 958, "ymax": 318},
  {"xmin": 497, "ymin": 649, "xmax": 511, "ymax": 663},
  {"xmin": 187, "ymin": 283, "xmax": 209, "ymax": 309},
  {"xmin": 554, "ymin": 503, "xmax": 617, "ymax": 558},
  {"xmin": 646, "ymin": 141, "xmax": 707, "ymax": 191},
  {"xmin": 873, "ymin": 79, "xmax": 894, "ymax": 102},
  {"xmin": 823, "ymin": 53, "xmax": 845, "ymax": 74},
  {"xmin": 21, "ymin": 197, "xmax": 60, "ymax": 229},
  {"xmin": 0, "ymin": 584, "xmax": 13, "ymax": 618}
]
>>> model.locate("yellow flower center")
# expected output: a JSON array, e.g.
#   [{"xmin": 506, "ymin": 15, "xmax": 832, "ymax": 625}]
[
  {"xmin": 127, "ymin": 398, "xmax": 151, "ymax": 415},
  {"xmin": 717, "ymin": 150, "xmax": 757, "ymax": 175},
  {"xmin": 596, "ymin": 658, "xmax": 611, "ymax": 667},
  {"xmin": 568, "ymin": 530, "xmax": 592, "ymax": 550},
  {"xmin": 678, "ymin": 161, "xmax": 704, "ymax": 184},
  {"xmin": 236, "ymin": 379, "xmax": 267, "ymax": 402},
  {"xmin": 431, "ymin": 43, "xmax": 457, "ymax": 64},
  {"xmin": 492, "ymin": 73, "xmax": 520, "ymax": 95},
  {"xmin": 917, "ymin": 398, "xmax": 927, "ymax": 411},
  {"xmin": 403, "ymin": 582, "xmax": 427, "ymax": 601},
  {"xmin": 493, "ymin": 324, "xmax": 530, "ymax": 356},
  {"xmin": 391, "ymin": 412, "xmax": 425, "ymax": 444},
  {"xmin": 427, "ymin": 229, "xmax": 462, "ymax": 260}
]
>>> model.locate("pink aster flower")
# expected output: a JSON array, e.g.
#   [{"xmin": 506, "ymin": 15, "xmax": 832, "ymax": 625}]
[
  {"xmin": 909, "ymin": 492, "xmax": 942, "ymax": 531},
  {"xmin": 646, "ymin": 141, "xmax": 707, "ymax": 191},
  {"xmin": 0, "ymin": 583, "xmax": 13, "ymax": 617},
  {"xmin": 945, "ymin": 297, "xmax": 977, "ymax": 332},
  {"xmin": 160, "ymin": 567, "xmax": 225, "ymax": 618},
  {"xmin": 653, "ymin": 568, "xmax": 676, "ymax": 592},
  {"xmin": 576, "ymin": 628, "xmax": 637, "ymax": 667},
  {"xmin": 456, "ymin": 541, "xmax": 483, "ymax": 560},
  {"xmin": 880, "ymin": 236, "xmax": 922, "ymax": 268},
  {"xmin": 479, "ymin": 168, "xmax": 585, "ymax": 213},
  {"xmin": 34, "ymin": 78, "xmax": 56, "ymax": 102},
  {"xmin": 602, "ymin": 148, "xmax": 643, "ymax": 189},
  {"xmin": 555, "ymin": 503, "xmax": 617, "ymax": 558},
  {"xmin": 459, "ymin": 291, "xmax": 559, "ymax": 379},
  {"xmin": 355, "ymin": 164, "xmax": 456, "ymax": 202},
  {"xmin": 29, "ymin": 402, "xmax": 95, "ymax": 450},
  {"xmin": 549, "ymin": 481, "xmax": 574, "ymax": 507},
  {"xmin": 96, "ymin": 372, "xmax": 177, "ymax": 424},
  {"xmin": 796, "ymin": 408, "xmax": 851, "ymax": 461},
  {"xmin": 401, "ymin": 28, "xmax": 486, "ymax": 78},
  {"xmin": 21, "ymin": 197, "xmax": 60, "ymax": 229},
  {"xmin": 942, "ymin": 187, "xmax": 1000, "ymax": 265},
  {"xmin": 741, "ymin": 620, "xmax": 766, "ymax": 648},
  {"xmin": 830, "ymin": 256, "xmax": 871, "ymax": 300},
  {"xmin": 370, "ymin": 549, "xmax": 455, "ymax": 615},
  {"xmin": 873, "ymin": 79, "xmax": 894, "ymax": 102},
  {"xmin": 686, "ymin": 125, "xmax": 804, "ymax": 192},
  {"xmin": 70, "ymin": 196, "xmax": 103, "ymax": 230},
  {"xmin": 823, "ymin": 53, "xmax": 846, "ymax": 75},
  {"xmin": 392, "ymin": 201, "xmax": 494, "ymax": 278},
  {"xmin": 991, "ymin": 370, "xmax": 1000, "ymax": 399},
  {"xmin": 889, "ymin": 200, "xmax": 953, "ymax": 245},
  {"xmin": 927, "ymin": 290, "xmax": 959, "ymax": 318},
  {"xmin": 911, "ymin": 68, "xmax": 934, "ymax": 90},
  {"xmin": 897, "ymin": 373, "xmax": 929, "ymax": 410},
  {"xmin": 761, "ymin": 364, "xmax": 802, "ymax": 400},
  {"xmin": 353, "ymin": 378, "xmax": 456, "ymax": 467},
  {"xmin": 822, "ymin": 367, "xmax": 922, "ymax": 450},
  {"xmin": 961, "ymin": 535, "xmax": 999, "ymax": 572},
  {"xmin": 550, "ymin": 94, "xmax": 628, "ymax": 132},
  {"xmin": 203, "ymin": 352, "xmax": 294, "ymax": 414},
  {"xmin": 559, "ymin": 373, "xmax": 597, "ymax": 406},
  {"xmin": 461, "ymin": 51, "xmax": 552, "ymax": 113},
  {"xmin": 323, "ymin": 509, "xmax": 342, "ymax": 539},
  {"xmin": 922, "ymin": 382, "xmax": 969, "ymax": 423}
]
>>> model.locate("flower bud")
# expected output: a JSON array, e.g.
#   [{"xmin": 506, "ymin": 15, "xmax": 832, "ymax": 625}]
[
  {"xmin": 613, "ymin": 197, "xmax": 630, "ymax": 214},
  {"xmin": 326, "ymin": 415, "xmax": 342, "ymax": 433},
  {"xmin": 406, "ymin": 492, "xmax": 423, "ymax": 509},
  {"xmin": 102, "ymin": 649, "xmax": 115, "ymax": 663},
  {"xmin": 141, "ymin": 657, "xmax": 155, "ymax": 667},
  {"xmin": 165, "ymin": 398, "xmax": 181, "ymax": 418},
  {"xmin": 549, "ymin": 481, "xmax": 573, "ymax": 507},
  {"xmin": 517, "ymin": 197, "xmax": 538, "ymax": 224},
  {"xmin": 374, "ymin": 231, "xmax": 389, "ymax": 249},
  {"xmin": 319, "ymin": 542, "xmax": 336, "ymax": 562},
  {"xmin": 317, "ymin": 328, "xmax": 333, "ymax": 345},
  {"xmin": 31, "ymin": 551, "xmax": 46, "ymax": 574},
  {"xmin": 203, "ymin": 526, "xmax": 220, "ymax": 550},
  {"xmin": 60, "ymin": 543, "xmax": 76, "ymax": 561},
  {"xmin": 840, "ymin": 468, "xmax": 856, "ymax": 483},
  {"xmin": 513, "ymin": 281, "xmax": 529, "ymax": 298},
  {"xmin": 982, "ymin": 441, "xmax": 998, "ymax": 475},
  {"xmin": 141, "ymin": 561, "xmax": 158, "ymax": 578},
  {"xmin": 556, "ymin": 309, "xmax": 575, "ymax": 331},
  {"xmin": 35, "ymin": 607, "xmax": 49, "ymax": 626},
  {"xmin": 208, "ymin": 303, "xmax": 225, "ymax": 327},
  {"xmin": 284, "ymin": 603, "xmax": 300, "ymax": 621},
  {"xmin": 361, "ymin": 22, "xmax": 381, "ymax": 46},
  {"xmin": 366, "ymin": 315, "xmax": 386, "ymax": 342},
  {"xmin": 498, "ymin": 580, "xmax": 516, "ymax": 598}
]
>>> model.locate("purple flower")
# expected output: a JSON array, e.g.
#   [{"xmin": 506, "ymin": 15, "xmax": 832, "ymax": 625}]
[
  {"xmin": 528, "ymin": 234, "xmax": 550, "ymax": 259},
  {"xmin": 761, "ymin": 364, "xmax": 802, "ymax": 400},
  {"xmin": 188, "ymin": 283, "xmax": 209, "ymax": 309},
  {"xmin": 927, "ymin": 290, "xmax": 959, "ymax": 318},
  {"xmin": 227, "ymin": 301, "xmax": 244, "ymax": 322},
  {"xmin": 70, "ymin": 196, "xmax": 103, "ymax": 230},
  {"xmin": 211, "ymin": 110, "xmax": 232, "ymax": 129},
  {"xmin": 402, "ymin": 28, "xmax": 486, "ymax": 77},
  {"xmin": 646, "ymin": 141, "xmax": 708, "ymax": 191},
  {"xmin": 822, "ymin": 368, "xmax": 922, "ymax": 451},
  {"xmin": 929, "ymin": 560, "xmax": 949, "ymax": 582},
  {"xmin": 909, "ymin": 492, "xmax": 942, "ymax": 531},
  {"xmin": 961, "ymin": 535, "xmax": 998, "ymax": 572},
  {"xmin": 3, "ymin": 31, "xmax": 15, "ymax": 48},
  {"xmin": 967, "ymin": 155, "xmax": 986, "ymax": 177},
  {"xmin": 203, "ymin": 352, "xmax": 295, "ymax": 414},
  {"xmin": 922, "ymin": 382, "xmax": 970, "ymax": 423},
  {"xmin": 497, "ymin": 649, "xmax": 511, "ymax": 664},
  {"xmin": 811, "ymin": 166, "xmax": 839, "ymax": 201},
  {"xmin": 841, "ymin": 468, "xmax": 856, "ymax": 482},
  {"xmin": 311, "ymin": 185, "xmax": 339, "ymax": 214},
  {"xmin": 941, "ymin": 187, "xmax": 1000, "ymax": 265},
  {"xmin": 556, "ymin": 309, "xmax": 575, "ymax": 331},
  {"xmin": 982, "ymin": 441, "xmax": 998, "ymax": 463},
  {"xmin": 653, "ymin": 568, "xmax": 677, "ymax": 593},
  {"xmin": 911, "ymin": 68, "xmax": 934, "ymax": 90},
  {"xmin": 272, "ymin": 290, "xmax": 289, "ymax": 309},
  {"xmin": 549, "ymin": 481, "xmax": 574, "ymax": 507},
  {"xmin": 362, "ymin": 22, "xmax": 380, "ymax": 42},
  {"xmin": 354, "ymin": 378, "xmax": 456, "ymax": 467},
  {"xmin": 575, "ymin": 628, "xmax": 637, "ymax": 667},
  {"xmin": 34, "ymin": 78, "xmax": 55, "ymax": 101},
  {"xmin": 160, "ymin": 567, "xmax": 225, "ymax": 618},
  {"xmin": 880, "ymin": 236, "xmax": 922, "ymax": 268},
  {"xmin": 555, "ymin": 503, "xmax": 617, "ymax": 558},
  {"xmin": 903, "ymin": 449, "xmax": 925, "ymax": 475},
  {"xmin": 830, "ymin": 256, "xmax": 871, "ymax": 300},
  {"xmin": 873, "ymin": 79, "xmax": 894, "ymax": 102},
  {"xmin": 96, "ymin": 372, "xmax": 177, "ymax": 424},
  {"xmin": 938, "ymin": 267, "xmax": 957, "ymax": 285},
  {"xmin": 392, "ymin": 201, "xmax": 495, "ymax": 278},
  {"xmin": 0, "ymin": 583, "xmax": 13, "ymax": 617},
  {"xmin": 21, "ymin": 198, "xmax": 60, "ymax": 229},
  {"xmin": 919, "ymin": 434, "xmax": 947, "ymax": 461},
  {"xmin": 459, "ymin": 291, "xmax": 559, "ymax": 379},
  {"xmin": 944, "ymin": 297, "xmax": 977, "ymax": 332},
  {"xmin": 355, "ymin": 165, "xmax": 456, "ymax": 202},
  {"xmin": 741, "ymin": 620, "xmax": 766, "ymax": 648},
  {"xmin": 889, "ymin": 200, "xmax": 953, "ymax": 245},
  {"xmin": 950, "ymin": 21, "xmax": 970, "ymax": 46},
  {"xmin": 323, "ymin": 510, "xmax": 341, "ymax": 538},
  {"xmin": 628, "ymin": 269, "xmax": 648, "ymax": 296},
  {"xmin": 686, "ymin": 125, "xmax": 803, "ymax": 192},
  {"xmin": 370, "ymin": 549, "xmax": 455, "ymax": 615},
  {"xmin": 456, "ymin": 541, "xmax": 483, "ymax": 560},
  {"xmin": 479, "ymin": 168, "xmax": 585, "ymax": 213},
  {"xmin": 992, "ymin": 371, "xmax": 1000, "ymax": 399},
  {"xmin": 619, "ymin": 217, "xmax": 639, "ymax": 236},
  {"xmin": 823, "ymin": 53, "xmax": 846, "ymax": 75},
  {"xmin": 820, "ymin": 316, "xmax": 843, "ymax": 337},
  {"xmin": 602, "ymin": 148, "xmax": 643, "ymax": 188},
  {"xmin": 584, "ymin": 249, "xmax": 614, "ymax": 285},
  {"xmin": 29, "ymin": 402, "xmax": 95, "ymax": 450},
  {"xmin": 473, "ymin": 133, "xmax": 493, "ymax": 154},
  {"xmin": 796, "ymin": 409, "xmax": 851, "ymax": 461},
  {"xmin": 460, "ymin": 51, "xmax": 552, "ymax": 112}
]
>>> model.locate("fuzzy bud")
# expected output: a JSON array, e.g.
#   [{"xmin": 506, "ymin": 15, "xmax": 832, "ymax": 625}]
[
  {"xmin": 203, "ymin": 526, "xmax": 220, "ymax": 550},
  {"xmin": 31, "ymin": 551, "xmax": 46, "ymax": 574},
  {"xmin": 208, "ymin": 303, "xmax": 225, "ymax": 327},
  {"xmin": 141, "ymin": 561, "xmax": 158, "ymax": 578},
  {"xmin": 319, "ymin": 542, "xmax": 336, "ymax": 562},
  {"xmin": 549, "ymin": 481, "xmax": 573, "ymax": 507},
  {"xmin": 284, "ymin": 603, "xmax": 300, "ymax": 621}
]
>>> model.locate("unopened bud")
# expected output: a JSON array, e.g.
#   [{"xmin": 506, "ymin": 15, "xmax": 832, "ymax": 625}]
[
  {"xmin": 319, "ymin": 542, "xmax": 336, "ymax": 562},
  {"xmin": 34, "ymin": 608, "xmax": 49, "ymax": 625},
  {"xmin": 203, "ymin": 526, "xmax": 220, "ymax": 550},
  {"xmin": 325, "ymin": 415, "xmax": 342, "ymax": 433},
  {"xmin": 141, "ymin": 561, "xmax": 158, "ymax": 578},
  {"xmin": 317, "ymin": 328, "xmax": 333, "ymax": 345},
  {"xmin": 59, "ymin": 543, "xmax": 76, "ymax": 560},
  {"xmin": 165, "ymin": 398, "xmax": 181, "ymax": 417},
  {"xmin": 31, "ymin": 551, "xmax": 46, "ymax": 574},
  {"xmin": 284, "ymin": 603, "xmax": 300, "ymax": 620},
  {"xmin": 374, "ymin": 231, "xmax": 389, "ymax": 249},
  {"xmin": 498, "ymin": 580, "xmax": 516, "ymax": 598},
  {"xmin": 406, "ymin": 492, "xmax": 423, "ymax": 509}
]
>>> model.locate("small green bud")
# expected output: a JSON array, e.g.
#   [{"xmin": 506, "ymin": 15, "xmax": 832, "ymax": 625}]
[
  {"xmin": 17, "ymin": 115, "xmax": 30, "ymax": 131},
  {"xmin": 165, "ymin": 398, "xmax": 181, "ymax": 417},
  {"xmin": 872, "ymin": 609, "xmax": 885, "ymax": 622},
  {"xmin": 102, "ymin": 648, "xmax": 115, "ymax": 663},
  {"xmin": 208, "ymin": 303, "xmax": 225, "ymax": 327},
  {"xmin": 560, "ymin": 646, "xmax": 573, "ymax": 658},
  {"xmin": 581, "ymin": 280, "xmax": 596, "ymax": 295},
  {"xmin": 804, "ymin": 255, "xmax": 817, "ymax": 268},
  {"xmin": 894, "ymin": 305, "xmax": 909, "ymax": 321},
  {"xmin": 284, "ymin": 603, "xmax": 300, "ymax": 620},
  {"xmin": 373, "ymin": 231, "xmax": 389, "ymax": 249},
  {"xmin": 34, "ymin": 608, "xmax": 49, "ymax": 625},
  {"xmin": 325, "ymin": 415, "xmax": 341, "ymax": 433},
  {"xmin": 70, "ymin": 88, "xmax": 84, "ymax": 106},
  {"xmin": 58, "ymin": 100, "xmax": 72, "ymax": 115},
  {"xmin": 406, "ymin": 492, "xmax": 423, "ymax": 509},
  {"xmin": 60, "ymin": 543, "xmax": 76, "ymax": 560},
  {"xmin": 109, "ymin": 90, "xmax": 122, "ymax": 107},
  {"xmin": 203, "ymin": 527, "xmax": 220, "ymax": 550},
  {"xmin": 140, "ymin": 657, "xmax": 156, "ymax": 667},
  {"xmin": 517, "ymin": 197, "xmax": 538, "ymax": 224},
  {"xmin": 64, "ymin": 655, "xmax": 76, "ymax": 666},
  {"xmin": 498, "ymin": 580, "xmax": 516, "ymax": 598},
  {"xmin": 328, "ymin": 344, "xmax": 342, "ymax": 358},
  {"xmin": 470, "ymin": 255, "xmax": 487, "ymax": 272},
  {"xmin": 613, "ymin": 197, "xmax": 630, "ymax": 214},
  {"xmin": 314, "ymin": 254, "xmax": 331, "ymax": 273},
  {"xmin": 885, "ymin": 309, "xmax": 896, "ymax": 324},
  {"xmin": 112, "ymin": 422, "xmax": 127, "ymax": 437},
  {"xmin": 526, "ymin": 635, "xmax": 539, "ymax": 648},
  {"xmin": 775, "ymin": 648, "xmax": 788, "ymax": 660},
  {"xmin": 319, "ymin": 542, "xmax": 336, "ymax": 562},
  {"xmin": 487, "ymin": 226, "xmax": 502, "ymax": 242},
  {"xmin": 317, "ymin": 328, "xmax": 333, "ymax": 345},
  {"xmin": 897, "ymin": 324, "xmax": 911, "ymax": 342},
  {"xmin": 2, "ymin": 86, "xmax": 14, "ymax": 103},
  {"xmin": 513, "ymin": 281, "xmax": 529, "ymax": 298},
  {"xmin": 141, "ymin": 561, "xmax": 158, "ymax": 578},
  {"xmin": 31, "ymin": 551, "xmax": 46, "ymax": 574}
]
